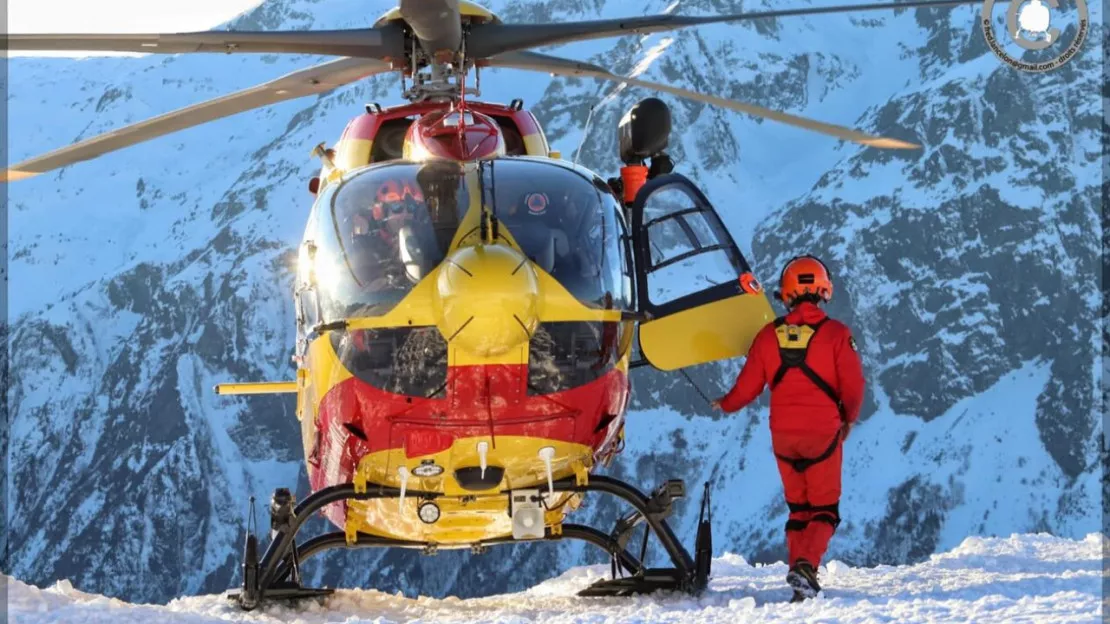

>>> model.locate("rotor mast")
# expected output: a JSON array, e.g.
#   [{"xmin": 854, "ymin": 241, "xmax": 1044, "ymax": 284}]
[{"xmin": 393, "ymin": 0, "xmax": 479, "ymax": 103}]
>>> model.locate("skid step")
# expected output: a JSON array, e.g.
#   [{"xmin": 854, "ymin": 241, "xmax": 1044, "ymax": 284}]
[
  {"xmin": 578, "ymin": 568, "xmax": 685, "ymax": 597},
  {"xmin": 227, "ymin": 586, "xmax": 334, "ymax": 607}
]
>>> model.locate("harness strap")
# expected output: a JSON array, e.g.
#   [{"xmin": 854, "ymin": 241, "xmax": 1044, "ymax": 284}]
[
  {"xmin": 785, "ymin": 501, "xmax": 841, "ymax": 531},
  {"xmin": 799, "ymin": 364, "xmax": 845, "ymax": 417},
  {"xmin": 785, "ymin": 519, "xmax": 808, "ymax": 532},
  {"xmin": 770, "ymin": 317, "xmax": 846, "ymax": 418},
  {"xmin": 810, "ymin": 502, "xmax": 841, "ymax": 528},
  {"xmin": 769, "ymin": 316, "xmax": 848, "ymax": 473},
  {"xmin": 809, "ymin": 502, "xmax": 840, "ymax": 516},
  {"xmin": 775, "ymin": 431, "xmax": 842, "ymax": 473}
]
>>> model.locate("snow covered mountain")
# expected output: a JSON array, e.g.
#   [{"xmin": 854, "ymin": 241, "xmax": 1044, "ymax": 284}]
[
  {"xmin": 7, "ymin": 533, "xmax": 1105, "ymax": 623},
  {"xmin": 5, "ymin": 0, "xmax": 1104, "ymax": 606}
]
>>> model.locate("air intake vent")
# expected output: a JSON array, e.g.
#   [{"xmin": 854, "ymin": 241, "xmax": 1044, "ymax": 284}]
[
  {"xmin": 331, "ymin": 327, "xmax": 448, "ymax": 398},
  {"xmin": 527, "ymin": 321, "xmax": 621, "ymax": 396}
]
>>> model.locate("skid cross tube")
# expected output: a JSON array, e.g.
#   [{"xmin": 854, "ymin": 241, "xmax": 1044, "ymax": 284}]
[{"xmin": 271, "ymin": 523, "xmax": 645, "ymax": 584}]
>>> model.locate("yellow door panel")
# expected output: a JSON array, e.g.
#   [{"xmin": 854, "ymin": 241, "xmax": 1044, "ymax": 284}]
[
  {"xmin": 639, "ymin": 292, "xmax": 774, "ymax": 371},
  {"xmin": 629, "ymin": 173, "xmax": 775, "ymax": 370}
]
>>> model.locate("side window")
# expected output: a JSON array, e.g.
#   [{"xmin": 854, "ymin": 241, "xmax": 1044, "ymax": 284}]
[{"xmin": 638, "ymin": 185, "xmax": 747, "ymax": 311}]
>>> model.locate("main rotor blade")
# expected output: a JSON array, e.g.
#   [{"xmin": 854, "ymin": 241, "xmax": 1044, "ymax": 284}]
[
  {"xmin": 469, "ymin": 0, "xmax": 980, "ymax": 58},
  {"xmin": 400, "ymin": 0, "xmax": 462, "ymax": 58},
  {"xmin": 4, "ymin": 58, "xmax": 392, "ymax": 183},
  {"xmin": 2, "ymin": 28, "xmax": 404, "ymax": 58},
  {"xmin": 487, "ymin": 51, "xmax": 918, "ymax": 149}
]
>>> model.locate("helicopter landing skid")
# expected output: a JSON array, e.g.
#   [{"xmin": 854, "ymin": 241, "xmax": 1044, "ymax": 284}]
[{"xmin": 228, "ymin": 475, "xmax": 713, "ymax": 610}]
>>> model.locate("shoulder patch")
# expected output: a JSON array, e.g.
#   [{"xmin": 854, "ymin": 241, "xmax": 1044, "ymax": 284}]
[{"xmin": 849, "ymin": 335, "xmax": 857, "ymax": 351}]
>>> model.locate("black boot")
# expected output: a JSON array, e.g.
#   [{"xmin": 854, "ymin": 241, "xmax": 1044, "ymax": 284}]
[{"xmin": 786, "ymin": 559, "xmax": 821, "ymax": 599}]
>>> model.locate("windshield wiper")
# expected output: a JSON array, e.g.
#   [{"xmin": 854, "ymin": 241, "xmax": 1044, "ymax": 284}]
[{"xmin": 488, "ymin": 159, "xmax": 501, "ymax": 242}]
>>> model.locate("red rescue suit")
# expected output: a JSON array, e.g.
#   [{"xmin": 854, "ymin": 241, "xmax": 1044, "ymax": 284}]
[{"xmin": 719, "ymin": 301, "xmax": 865, "ymax": 568}]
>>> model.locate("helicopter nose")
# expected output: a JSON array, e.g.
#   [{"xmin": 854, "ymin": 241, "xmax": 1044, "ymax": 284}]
[{"xmin": 434, "ymin": 244, "xmax": 541, "ymax": 357}]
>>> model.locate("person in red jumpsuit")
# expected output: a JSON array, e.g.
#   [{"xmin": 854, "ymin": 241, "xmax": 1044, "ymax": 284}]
[{"xmin": 711, "ymin": 255, "xmax": 865, "ymax": 601}]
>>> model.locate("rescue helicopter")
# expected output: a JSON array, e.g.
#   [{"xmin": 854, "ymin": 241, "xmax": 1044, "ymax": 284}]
[{"xmin": 4, "ymin": 0, "xmax": 980, "ymax": 609}]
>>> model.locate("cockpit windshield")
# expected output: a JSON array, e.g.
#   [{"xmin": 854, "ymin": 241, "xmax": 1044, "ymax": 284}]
[
  {"xmin": 304, "ymin": 158, "xmax": 632, "ymax": 322},
  {"xmin": 487, "ymin": 159, "xmax": 632, "ymax": 311},
  {"xmin": 308, "ymin": 161, "xmax": 468, "ymax": 319}
]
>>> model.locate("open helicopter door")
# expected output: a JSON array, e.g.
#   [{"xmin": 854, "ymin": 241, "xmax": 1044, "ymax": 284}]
[{"xmin": 632, "ymin": 174, "xmax": 775, "ymax": 371}]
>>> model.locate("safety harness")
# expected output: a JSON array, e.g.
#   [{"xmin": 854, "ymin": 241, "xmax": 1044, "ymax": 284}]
[
  {"xmin": 770, "ymin": 317, "xmax": 845, "ymax": 473},
  {"xmin": 786, "ymin": 501, "xmax": 841, "ymax": 530}
]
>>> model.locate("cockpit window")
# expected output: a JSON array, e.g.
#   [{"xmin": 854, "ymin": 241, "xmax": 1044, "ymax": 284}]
[
  {"xmin": 313, "ymin": 161, "xmax": 468, "ymax": 319},
  {"xmin": 307, "ymin": 159, "xmax": 634, "ymax": 322},
  {"xmin": 487, "ymin": 160, "xmax": 632, "ymax": 311}
]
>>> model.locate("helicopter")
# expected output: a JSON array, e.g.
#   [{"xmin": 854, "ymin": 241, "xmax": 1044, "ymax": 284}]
[{"xmin": 4, "ymin": 0, "xmax": 981, "ymax": 609}]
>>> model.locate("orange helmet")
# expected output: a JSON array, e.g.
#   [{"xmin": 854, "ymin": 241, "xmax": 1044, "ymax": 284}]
[
  {"xmin": 375, "ymin": 179, "xmax": 404, "ymax": 204},
  {"xmin": 775, "ymin": 255, "xmax": 833, "ymax": 306},
  {"xmin": 372, "ymin": 179, "xmax": 424, "ymax": 219}
]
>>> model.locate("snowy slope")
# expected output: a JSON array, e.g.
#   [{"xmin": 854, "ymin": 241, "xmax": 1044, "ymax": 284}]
[
  {"xmin": 4, "ymin": 0, "xmax": 1105, "ymax": 607},
  {"xmin": 7, "ymin": 533, "xmax": 1104, "ymax": 623}
]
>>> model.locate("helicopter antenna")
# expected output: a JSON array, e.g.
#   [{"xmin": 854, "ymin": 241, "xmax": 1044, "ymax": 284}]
[
  {"xmin": 310, "ymin": 142, "xmax": 336, "ymax": 170},
  {"xmin": 575, "ymin": 79, "xmax": 624, "ymax": 166},
  {"xmin": 574, "ymin": 103, "xmax": 599, "ymax": 166}
]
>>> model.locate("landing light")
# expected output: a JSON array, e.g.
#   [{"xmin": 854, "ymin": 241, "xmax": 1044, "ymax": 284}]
[
  {"xmin": 412, "ymin": 461, "xmax": 444, "ymax": 478},
  {"xmin": 418, "ymin": 502, "xmax": 441, "ymax": 524}
]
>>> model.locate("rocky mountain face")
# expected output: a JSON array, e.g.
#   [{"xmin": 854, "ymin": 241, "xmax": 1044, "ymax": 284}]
[{"xmin": 4, "ymin": 0, "xmax": 1103, "ymax": 604}]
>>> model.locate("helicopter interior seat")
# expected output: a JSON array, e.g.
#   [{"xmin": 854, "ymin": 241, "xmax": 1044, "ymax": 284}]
[
  {"xmin": 509, "ymin": 224, "xmax": 556, "ymax": 274},
  {"xmin": 348, "ymin": 232, "xmax": 407, "ymax": 292},
  {"xmin": 551, "ymin": 228, "xmax": 570, "ymax": 260},
  {"xmin": 397, "ymin": 226, "xmax": 429, "ymax": 283},
  {"xmin": 547, "ymin": 225, "xmax": 583, "ymax": 282},
  {"xmin": 530, "ymin": 234, "xmax": 556, "ymax": 274}
]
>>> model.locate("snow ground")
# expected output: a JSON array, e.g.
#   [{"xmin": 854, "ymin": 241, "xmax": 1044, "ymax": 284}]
[{"xmin": 6, "ymin": 533, "xmax": 1104, "ymax": 623}]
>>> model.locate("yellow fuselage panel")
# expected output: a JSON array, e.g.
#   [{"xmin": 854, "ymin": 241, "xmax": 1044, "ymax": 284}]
[{"xmin": 347, "ymin": 435, "xmax": 590, "ymax": 543}]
